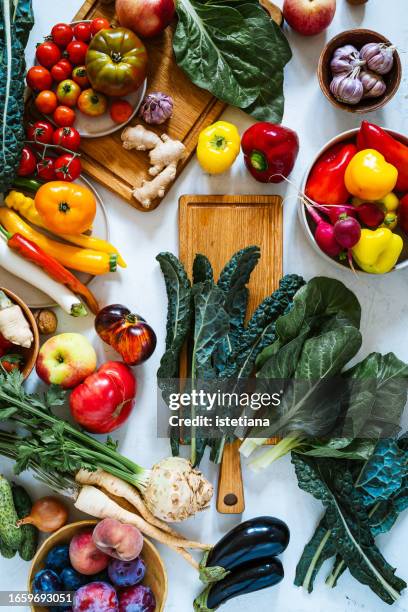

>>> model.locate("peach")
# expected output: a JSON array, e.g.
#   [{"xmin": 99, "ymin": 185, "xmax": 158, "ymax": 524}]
[
  {"xmin": 93, "ymin": 519, "xmax": 143, "ymax": 561},
  {"xmin": 69, "ymin": 529, "xmax": 110, "ymax": 575}
]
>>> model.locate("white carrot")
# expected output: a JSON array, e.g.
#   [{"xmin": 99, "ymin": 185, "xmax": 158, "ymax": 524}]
[
  {"xmin": 76, "ymin": 469, "xmax": 182, "ymax": 538},
  {"xmin": 0, "ymin": 291, "xmax": 33, "ymax": 347},
  {"xmin": 74, "ymin": 485, "xmax": 210, "ymax": 552},
  {"xmin": 0, "ymin": 239, "xmax": 87, "ymax": 317}
]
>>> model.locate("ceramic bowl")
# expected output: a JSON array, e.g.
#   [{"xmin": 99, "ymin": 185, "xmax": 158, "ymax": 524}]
[
  {"xmin": 0, "ymin": 287, "xmax": 39, "ymax": 379},
  {"xmin": 318, "ymin": 29, "xmax": 401, "ymax": 113},
  {"xmin": 28, "ymin": 520, "xmax": 168, "ymax": 612},
  {"xmin": 299, "ymin": 127, "xmax": 408, "ymax": 274}
]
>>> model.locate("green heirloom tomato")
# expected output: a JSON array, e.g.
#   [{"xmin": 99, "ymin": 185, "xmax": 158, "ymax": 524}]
[{"xmin": 85, "ymin": 27, "xmax": 147, "ymax": 97}]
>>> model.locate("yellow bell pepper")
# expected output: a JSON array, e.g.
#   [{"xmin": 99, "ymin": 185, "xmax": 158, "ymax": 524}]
[
  {"xmin": 345, "ymin": 149, "xmax": 398, "ymax": 201},
  {"xmin": 352, "ymin": 228, "xmax": 403, "ymax": 274},
  {"xmin": 197, "ymin": 121, "xmax": 240, "ymax": 174}
]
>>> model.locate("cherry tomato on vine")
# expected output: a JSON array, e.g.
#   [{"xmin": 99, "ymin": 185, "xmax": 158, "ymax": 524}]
[
  {"xmin": 37, "ymin": 157, "xmax": 56, "ymax": 181},
  {"xmin": 65, "ymin": 40, "xmax": 88, "ymax": 66},
  {"xmin": 56, "ymin": 79, "xmax": 81, "ymax": 107},
  {"xmin": 90, "ymin": 18, "xmax": 111, "ymax": 35},
  {"xmin": 73, "ymin": 22, "xmax": 92, "ymax": 42},
  {"xmin": 51, "ymin": 23, "xmax": 74, "ymax": 48},
  {"xmin": 54, "ymin": 154, "xmax": 82, "ymax": 181},
  {"xmin": 36, "ymin": 41, "xmax": 61, "ymax": 68},
  {"xmin": 27, "ymin": 120, "xmax": 54, "ymax": 150},
  {"xmin": 53, "ymin": 105, "xmax": 76, "ymax": 127},
  {"xmin": 35, "ymin": 90, "xmax": 58, "ymax": 114},
  {"xmin": 18, "ymin": 146, "xmax": 37, "ymax": 177},
  {"xmin": 26, "ymin": 65, "xmax": 52, "ymax": 91},
  {"xmin": 52, "ymin": 126, "xmax": 81, "ymax": 151},
  {"xmin": 72, "ymin": 65, "xmax": 90, "ymax": 88},
  {"xmin": 110, "ymin": 99, "xmax": 133, "ymax": 124},
  {"xmin": 51, "ymin": 59, "xmax": 73, "ymax": 82}
]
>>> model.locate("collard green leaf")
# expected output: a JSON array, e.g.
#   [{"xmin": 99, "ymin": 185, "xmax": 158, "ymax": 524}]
[{"xmin": 173, "ymin": 0, "xmax": 292, "ymax": 122}]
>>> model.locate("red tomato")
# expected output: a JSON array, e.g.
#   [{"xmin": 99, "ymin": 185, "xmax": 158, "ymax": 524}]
[
  {"xmin": 110, "ymin": 99, "xmax": 133, "ymax": 124},
  {"xmin": 73, "ymin": 22, "xmax": 92, "ymax": 42},
  {"xmin": 37, "ymin": 157, "xmax": 56, "ymax": 181},
  {"xmin": 53, "ymin": 105, "xmax": 76, "ymax": 127},
  {"xmin": 69, "ymin": 361, "xmax": 137, "ymax": 434},
  {"xmin": 54, "ymin": 154, "xmax": 82, "ymax": 181},
  {"xmin": 35, "ymin": 90, "xmax": 58, "ymax": 114},
  {"xmin": 90, "ymin": 17, "xmax": 111, "ymax": 35},
  {"xmin": 65, "ymin": 40, "xmax": 88, "ymax": 65},
  {"xmin": 52, "ymin": 126, "xmax": 81, "ymax": 151},
  {"xmin": 26, "ymin": 65, "xmax": 52, "ymax": 91},
  {"xmin": 18, "ymin": 146, "xmax": 37, "ymax": 177},
  {"xmin": 51, "ymin": 59, "xmax": 73, "ymax": 82},
  {"xmin": 0, "ymin": 357, "xmax": 22, "ymax": 373},
  {"xmin": 35, "ymin": 41, "xmax": 61, "ymax": 68},
  {"xmin": 72, "ymin": 65, "xmax": 90, "ymax": 88},
  {"xmin": 27, "ymin": 120, "xmax": 54, "ymax": 150},
  {"xmin": 51, "ymin": 23, "xmax": 74, "ymax": 48}
]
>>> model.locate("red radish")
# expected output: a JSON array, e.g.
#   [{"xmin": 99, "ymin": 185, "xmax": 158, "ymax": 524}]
[
  {"xmin": 355, "ymin": 202, "xmax": 385, "ymax": 228},
  {"xmin": 333, "ymin": 214, "xmax": 361, "ymax": 249},
  {"xmin": 307, "ymin": 205, "xmax": 342, "ymax": 257},
  {"xmin": 321, "ymin": 204, "xmax": 356, "ymax": 225}
]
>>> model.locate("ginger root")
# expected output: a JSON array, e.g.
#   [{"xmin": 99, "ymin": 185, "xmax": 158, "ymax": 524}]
[
  {"xmin": 133, "ymin": 163, "xmax": 178, "ymax": 208},
  {"xmin": 121, "ymin": 124, "xmax": 186, "ymax": 207}
]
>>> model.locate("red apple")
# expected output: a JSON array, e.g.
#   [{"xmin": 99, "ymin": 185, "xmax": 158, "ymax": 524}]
[
  {"xmin": 69, "ymin": 529, "xmax": 110, "ymax": 575},
  {"xmin": 116, "ymin": 0, "xmax": 175, "ymax": 38},
  {"xmin": 283, "ymin": 0, "xmax": 336, "ymax": 36},
  {"xmin": 36, "ymin": 333, "xmax": 97, "ymax": 389}
]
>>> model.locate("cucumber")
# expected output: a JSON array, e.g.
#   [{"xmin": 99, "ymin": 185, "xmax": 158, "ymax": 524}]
[
  {"xmin": 12, "ymin": 484, "xmax": 38, "ymax": 561},
  {"xmin": 0, "ymin": 536, "xmax": 16, "ymax": 559},
  {"xmin": 0, "ymin": 475, "xmax": 21, "ymax": 550}
]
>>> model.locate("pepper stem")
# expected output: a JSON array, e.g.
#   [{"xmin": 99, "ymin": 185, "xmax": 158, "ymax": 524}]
[
  {"xmin": 250, "ymin": 150, "xmax": 268, "ymax": 172},
  {"xmin": 210, "ymin": 134, "xmax": 227, "ymax": 151},
  {"xmin": 0, "ymin": 225, "xmax": 11, "ymax": 241}
]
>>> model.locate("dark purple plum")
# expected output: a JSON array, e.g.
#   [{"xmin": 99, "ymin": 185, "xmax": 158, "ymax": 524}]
[
  {"xmin": 73, "ymin": 582, "xmax": 118, "ymax": 612},
  {"xmin": 108, "ymin": 558, "xmax": 146, "ymax": 588},
  {"xmin": 33, "ymin": 569, "xmax": 62, "ymax": 594},
  {"xmin": 45, "ymin": 544, "xmax": 71, "ymax": 573},
  {"xmin": 60, "ymin": 567, "xmax": 86, "ymax": 591},
  {"xmin": 119, "ymin": 585, "xmax": 156, "ymax": 612}
]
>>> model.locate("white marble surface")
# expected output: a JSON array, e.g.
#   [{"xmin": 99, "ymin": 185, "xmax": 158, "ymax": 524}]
[{"xmin": 1, "ymin": 0, "xmax": 408, "ymax": 610}]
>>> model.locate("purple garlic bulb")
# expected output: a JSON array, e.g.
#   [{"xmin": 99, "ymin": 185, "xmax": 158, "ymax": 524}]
[{"xmin": 139, "ymin": 92, "xmax": 174, "ymax": 125}]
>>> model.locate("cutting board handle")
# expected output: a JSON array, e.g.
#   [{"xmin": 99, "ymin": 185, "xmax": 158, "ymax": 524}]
[{"xmin": 216, "ymin": 440, "xmax": 245, "ymax": 514}]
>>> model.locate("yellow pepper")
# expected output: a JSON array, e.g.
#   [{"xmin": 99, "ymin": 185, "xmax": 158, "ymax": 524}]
[
  {"xmin": 197, "ymin": 121, "xmax": 240, "ymax": 174},
  {"xmin": 377, "ymin": 192, "xmax": 400, "ymax": 212},
  {"xmin": 4, "ymin": 190, "xmax": 126, "ymax": 268},
  {"xmin": 345, "ymin": 149, "xmax": 398, "ymax": 201},
  {"xmin": 352, "ymin": 228, "xmax": 403, "ymax": 274}
]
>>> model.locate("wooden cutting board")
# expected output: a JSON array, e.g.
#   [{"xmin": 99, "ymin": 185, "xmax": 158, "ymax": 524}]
[
  {"xmin": 73, "ymin": 0, "xmax": 227, "ymax": 211},
  {"xmin": 178, "ymin": 195, "xmax": 283, "ymax": 513}
]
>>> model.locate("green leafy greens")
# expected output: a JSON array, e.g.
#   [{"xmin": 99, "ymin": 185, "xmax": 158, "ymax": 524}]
[{"xmin": 173, "ymin": 0, "xmax": 292, "ymax": 122}]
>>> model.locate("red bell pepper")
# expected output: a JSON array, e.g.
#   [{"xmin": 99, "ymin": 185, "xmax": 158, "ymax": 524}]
[
  {"xmin": 241, "ymin": 122, "xmax": 299, "ymax": 183},
  {"xmin": 305, "ymin": 142, "xmax": 357, "ymax": 206},
  {"xmin": 357, "ymin": 121, "xmax": 408, "ymax": 192},
  {"xmin": 0, "ymin": 226, "xmax": 99, "ymax": 314},
  {"xmin": 398, "ymin": 194, "xmax": 408, "ymax": 235}
]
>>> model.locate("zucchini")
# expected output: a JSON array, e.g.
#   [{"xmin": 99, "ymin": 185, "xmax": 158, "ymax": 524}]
[
  {"xmin": 12, "ymin": 484, "xmax": 38, "ymax": 561},
  {"xmin": 0, "ymin": 536, "xmax": 16, "ymax": 559},
  {"xmin": 0, "ymin": 475, "xmax": 21, "ymax": 550}
]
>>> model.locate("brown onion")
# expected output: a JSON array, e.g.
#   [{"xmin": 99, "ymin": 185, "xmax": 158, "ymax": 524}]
[{"xmin": 17, "ymin": 496, "xmax": 68, "ymax": 533}]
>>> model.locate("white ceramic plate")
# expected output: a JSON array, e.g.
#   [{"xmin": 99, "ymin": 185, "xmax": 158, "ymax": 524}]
[
  {"xmin": 33, "ymin": 21, "xmax": 147, "ymax": 138},
  {"xmin": 0, "ymin": 176, "xmax": 109, "ymax": 308}
]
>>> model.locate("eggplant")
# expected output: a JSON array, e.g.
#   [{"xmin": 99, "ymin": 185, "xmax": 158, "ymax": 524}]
[
  {"xmin": 200, "ymin": 516, "xmax": 289, "ymax": 583},
  {"xmin": 194, "ymin": 558, "xmax": 284, "ymax": 611}
]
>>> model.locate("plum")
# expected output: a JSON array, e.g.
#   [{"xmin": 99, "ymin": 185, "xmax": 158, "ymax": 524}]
[
  {"xmin": 69, "ymin": 529, "xmax": 110, "ymax": 575},
  {"xmin": 93, "ymin": 519, "xmax": 143, "ymax": 561},
  {"xmin": 33, "ymin": 569, "xmax": 62, "ymax": 594},
  {"xmin": 108, "ymin": 557, "xmax": 146, "ymax": 588},
  {"xmin": 119, "ymin": 585, "xmax": 156, "ymax": 612},
  {"xmin": 45, "ymin": 544, "xmax": 71, "ymax": 573},
  {"xmin": 60, "ymin": 567, "xmax": 86, "ymax": 591},
  {"xmin": 73, "ymin": 582, "xmax": 119, "ymax": 612}
]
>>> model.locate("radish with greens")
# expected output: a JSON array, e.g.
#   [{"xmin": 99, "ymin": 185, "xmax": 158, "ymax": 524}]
[
  {"xmin": 333, "ymin": 214, "xmax": 361, "ymax": 249},
  {"xmin": 306, "ymin": 205, "xmax": 342, "ymax": 257},
  {"xmin": 355, "ymin": 202, "xmax": 385, "ymax": 228}
]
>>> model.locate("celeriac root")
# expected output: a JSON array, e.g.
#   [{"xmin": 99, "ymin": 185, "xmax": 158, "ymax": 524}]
[
  {"xmin": 75, "ymin": 469, "xmax": 181, "ymax": 538},
  {"xmin": 74, "ymin": 486, "xmax": 210, "ymax": 552},
  {"xmin": 133, "ymin": 163, "xmax": 178, "ymax": 208},
  {"xmin": 0, "ymin": 291, "xmax": 33, "ymax": 348}
]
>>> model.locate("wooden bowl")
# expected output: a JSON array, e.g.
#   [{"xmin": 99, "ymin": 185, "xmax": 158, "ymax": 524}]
[
  {"xmin": 0, "ymin": 287, "xmax": 39, "ymax": 379},
  {"xmin": 318, "ymin": 29, "xmax": 401, "ymax": 113},
  {"xmin": 28, "ymin": 520, "xmax": 168, "ymax": 612}
]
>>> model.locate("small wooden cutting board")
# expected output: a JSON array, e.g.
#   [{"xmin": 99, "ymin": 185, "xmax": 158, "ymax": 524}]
[{"xmin": 178, "ymin": 194, "xmax": 283, "ymax": 513}]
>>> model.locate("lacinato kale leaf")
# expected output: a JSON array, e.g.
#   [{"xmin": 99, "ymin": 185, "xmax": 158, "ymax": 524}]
[{"xmin": 173, "ymin": 0, "xmax": 292, "ymax": 122}]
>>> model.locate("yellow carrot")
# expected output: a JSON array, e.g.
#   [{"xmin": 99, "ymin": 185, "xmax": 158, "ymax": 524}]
[
  {"xmin": 0, "ymin": 209, "xmax": 117, "ymax": 276},
  {"xmin": 5, "ymin": 191, "xmax": 127, "ymax": 268}
]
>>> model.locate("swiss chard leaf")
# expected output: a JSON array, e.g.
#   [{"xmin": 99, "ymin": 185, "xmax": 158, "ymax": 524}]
[{"xmin": 173, "ymin": 0, "xmax": 292, "ymax": 122}]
